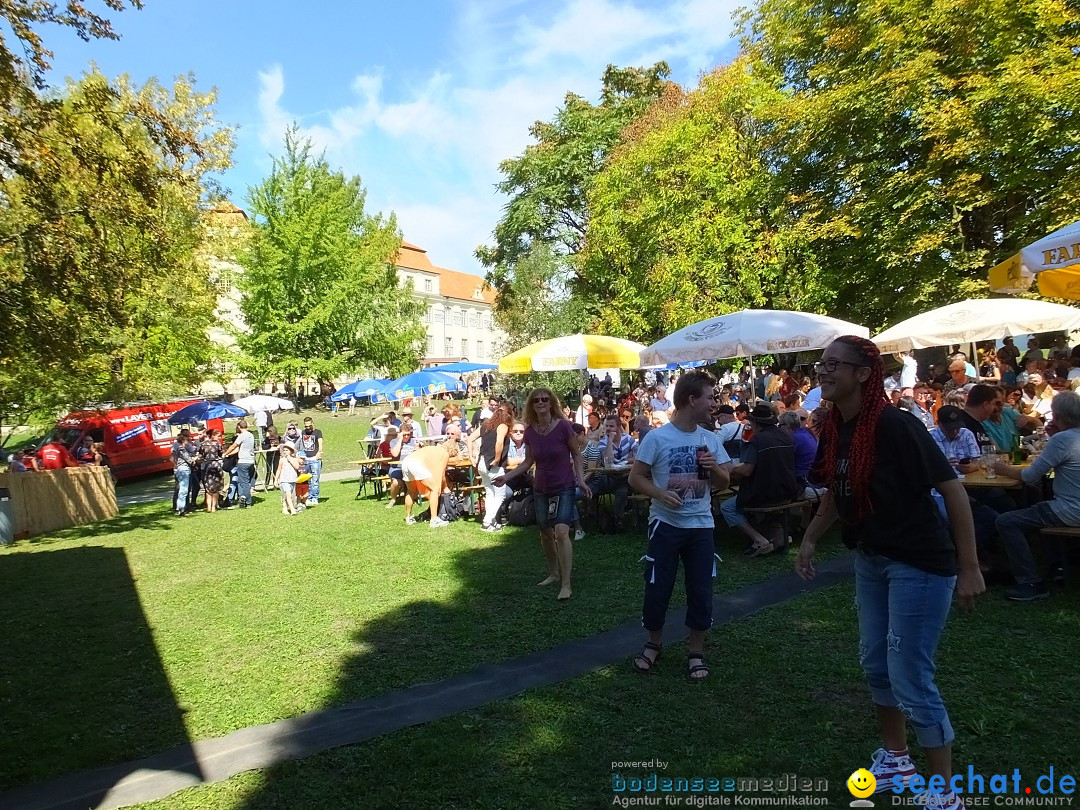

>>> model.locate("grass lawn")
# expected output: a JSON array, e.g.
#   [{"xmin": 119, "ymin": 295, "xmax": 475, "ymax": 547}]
[
  {"xmin": 139, "ymin": 577, "xmax": 1080, "ymax": 810},
  {"xmin": 0, "ymin": 477, "xmax": 841, "ymax": 797}
]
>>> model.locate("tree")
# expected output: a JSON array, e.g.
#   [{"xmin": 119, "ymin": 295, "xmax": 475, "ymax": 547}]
[
  {"xmin": 581, "ymin": 60, "xmax": 831, "ymax": 343},
  {"xmin": 237, "ymin": 128, "xmax": 425, "ymax": 387},
  {"xmin": 0, "ymin": 69, "xmax": 234, "ymax": 424},
  {"xmin": 489, "ymin": 243, "xmax": 590, "ymax": 397},
  {"xmin": 740, "ymin": 0, "xmax": 1080, "ymax": 329},
  {"xmin": 477, "ymin": 63, "xmax": 672, "ymax": 307}
]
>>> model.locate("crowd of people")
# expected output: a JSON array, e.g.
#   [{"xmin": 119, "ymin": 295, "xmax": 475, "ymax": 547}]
[{"xmin": 167, "ymin": 415, "xmax": 325, "ymax": 517}]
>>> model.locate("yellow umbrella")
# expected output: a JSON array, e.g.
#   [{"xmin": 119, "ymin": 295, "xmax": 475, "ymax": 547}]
[
  {"xmin": 988, "ymin": 220, "xmax": 1080, "ymax": 299},
  {"xmin": 498, "ymin": 334, "xmax": 646, "ymax": 374}
]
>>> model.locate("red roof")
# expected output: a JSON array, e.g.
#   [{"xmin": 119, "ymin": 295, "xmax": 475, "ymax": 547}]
[{"xmin": 395, "ymin": 239, "xmax": 496, "ymax": 305}]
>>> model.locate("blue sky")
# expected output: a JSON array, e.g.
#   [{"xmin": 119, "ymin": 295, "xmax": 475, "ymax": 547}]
[{"xmin": 44, "ymin": 0, "xmax": 742, "ymax": 278}]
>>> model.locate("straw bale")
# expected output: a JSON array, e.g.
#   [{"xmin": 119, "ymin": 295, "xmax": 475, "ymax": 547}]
[{"xmin": 0, "ymin": 466, "xmax": 118, "ymax": 537}]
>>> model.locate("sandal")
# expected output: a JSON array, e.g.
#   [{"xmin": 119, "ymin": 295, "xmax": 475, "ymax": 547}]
[
  {"xmin": 745, "ymin": 540, "xmax": 776, "ymax": 557},
  {"xmin": 687, "ymin": 652, "xmax": 709, "ymax": 682},
  {"xmin": 632, "ymin": 641, "xmax": 662, "ymax": 673}
]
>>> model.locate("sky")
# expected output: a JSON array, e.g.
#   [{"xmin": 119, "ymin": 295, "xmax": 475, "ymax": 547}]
[{"xmin": 43, "ymin": 0, "xmax": 743, "ymax": 279}]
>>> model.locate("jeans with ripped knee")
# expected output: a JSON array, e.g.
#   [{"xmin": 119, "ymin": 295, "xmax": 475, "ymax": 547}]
[{"xmin": 855, "ymin": 551, "xmax": 956, "ymax": 749}]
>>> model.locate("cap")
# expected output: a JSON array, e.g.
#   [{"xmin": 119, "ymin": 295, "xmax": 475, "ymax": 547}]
[
  {"xmin": 936, "ymin": 405, "xmax": 964, "ymax": 429},
  {"xmin": 716, "ymin": 404, "xmax": 735, "ymax": 415},
  {"xmin": 750, "ymin": 403, "xmax": 777, "ymax": 424}
]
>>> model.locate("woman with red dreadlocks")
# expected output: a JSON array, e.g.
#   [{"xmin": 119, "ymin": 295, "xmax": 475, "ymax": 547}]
[{"xmin": 795, "ymin": 336, "xmax": 984, "ymax": 810}]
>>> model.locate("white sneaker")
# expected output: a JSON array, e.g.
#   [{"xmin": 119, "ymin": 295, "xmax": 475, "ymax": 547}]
[
  {"xmin": 574, "ymin": 529, "xmax": 586, "ymax": 541},
  {"xmin": 481, "ymin": 523, "xmax": 501, "ymax": 533},
  {"xmin": 282, "ymin": 507, "xmax": 290, "ymax": 515},
  {"xmin": 385, "ymin": 501, "xmax": 396, "ymax": 509},
  {"xmin": 868, "ymin": 748, "xmax": 917, "ymax": 793},
  {"xmin": 306, "ymin": 499, "xmax": 318, "ymax": 507},
  {"xmin": 429, "ymin": 516, "xmax": 450, "ymax": 528},
  {"xmin": 405, "ymin": 516, "xmax": 416, "ymax": 525}
]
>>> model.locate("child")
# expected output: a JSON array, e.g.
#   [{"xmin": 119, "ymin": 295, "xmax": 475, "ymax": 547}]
[{"xmin": 277, "ymin": 443, "xmax": 302, "ymax": 515}]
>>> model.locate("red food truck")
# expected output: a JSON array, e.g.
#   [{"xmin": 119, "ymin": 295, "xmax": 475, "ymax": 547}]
[{"xmin": 49, "ymin": 400, "xmax": 225, "ymax": 481}]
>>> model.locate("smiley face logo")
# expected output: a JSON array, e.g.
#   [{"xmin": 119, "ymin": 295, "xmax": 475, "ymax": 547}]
[{"xmin": 847, "ymin": 768, "xmax": 877, "ymax": 798}]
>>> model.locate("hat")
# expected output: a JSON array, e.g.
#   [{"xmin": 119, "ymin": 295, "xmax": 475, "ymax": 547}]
[
  {"xmin": 716, "ymin": 404, "xmax": 735, "ymax": 415},
  {"xmin": 937, "ymin": 405, "xmax": 964, "ymax": 429},
  {"xmin": 750, "ymin": 403, "xmax": 777, "ymax": 424}
]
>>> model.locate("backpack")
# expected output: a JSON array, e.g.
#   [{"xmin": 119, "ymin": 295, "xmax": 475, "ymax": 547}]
[
  {"xmin": 437, "ymin": 492, "xmax": 467, "ymax": 523},
  {"xmin": 506, "ymin": 489, "xmax": 536, "ymax": 526}
]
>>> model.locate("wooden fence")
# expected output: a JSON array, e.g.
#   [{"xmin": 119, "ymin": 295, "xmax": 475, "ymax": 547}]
[{"xmin": 0, "ymin": 466, "xmax": 118, "ymax": 538}]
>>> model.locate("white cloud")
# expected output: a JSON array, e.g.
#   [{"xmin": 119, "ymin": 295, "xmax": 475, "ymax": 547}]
[{"xmin": 252, "ymin": 0, "xmax": 741, "ymax": 275}]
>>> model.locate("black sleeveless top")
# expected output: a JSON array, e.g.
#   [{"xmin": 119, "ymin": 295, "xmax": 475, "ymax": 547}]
[{"xmin": 480, "ymin": 425, "xmax": 509, "ymax": 468}]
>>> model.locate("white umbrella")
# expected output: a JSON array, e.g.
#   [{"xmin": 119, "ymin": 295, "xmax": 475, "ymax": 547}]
[
  {"xmin": 231, "ymin": 394, "xmax": 295, "ymax": 414},
  {"xmin": 640, "ymin": 309, "xmax": 869, "ymax": 366},
  {"xmin": 872, "ymin": 298, "xmax": 1080, "ymax": 353}
]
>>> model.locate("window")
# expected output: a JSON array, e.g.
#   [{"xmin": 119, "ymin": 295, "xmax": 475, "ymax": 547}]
[
  {"xmin": 433, "ymin": 307, "xmax": 444, "ymax": 323},
  {"xmin": 469, "ymin": 311, "xmax": 479, "ymax": 328},
  {"xmin": 213, "ymin": 268, "xmax": 235, "ymax": 295},
  {"xmin": 427, "ymin": 335, "xmax": 435, "ymax": 354},
  {"xmin": 423, "ymin": 308, "xmax": 431, "ymax": 324},
  {"xmin": 461, "ymin": 339, "xmax": 469, "ymax": 357},
  {"xmin": 481, "ymin": 313, "xmax": 490, "ymax": 330},
  {"xmin": 452, "ymin": 309, "xmax": 463, "ymax": 327},
  {"xmin": 423, "ymin": 278, "xmax": 432, "ymax": 292},
  {"xmin": 445, "ymin": 337, "xmax": 454, "ymax": 356},
  {"xmin": 477, "ymin": 341, "xmax": 484, "ymax": 358}
]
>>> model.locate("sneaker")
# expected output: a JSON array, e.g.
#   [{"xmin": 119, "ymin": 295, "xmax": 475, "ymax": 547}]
[
  {"xmin": 306, "ymin": 499, "xmax": 318, "ymax": 507},
  {"xmin": 1005, "ymin": 582, "xmax": 1050, "ymax": 601},
  {"xmin": 405, "ymin": 516, "xmax": 416, "ymax": 526},
  {"xmin": 429, "ymin": 516, "xmax": 450, "ymax": 528},
  {"xmin": 1050, "ymin": 565, "xmax": 1066, "ymax": 585},
  {"xmin": 574, "ymin": 529, "xmax": 586, "ymax": 541},
  {"xmin": 385, "ymin": 501, "xmax": 396, "ymax": 509},
  {"xmin": 481, "ymin": 523, "xmax": 502, "ymax": 533},
  {"xmin": 868, "ymin": 748, "xmax": 917, "ymax": 793},
  {"xmin": 282, "ymin": 507, "xmax": 290, "ymax": 515}
]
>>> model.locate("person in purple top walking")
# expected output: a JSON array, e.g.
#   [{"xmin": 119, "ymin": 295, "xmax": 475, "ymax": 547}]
[{"xmin": 498, "ymin": 387, "xmax": 592, "ymax": 600}]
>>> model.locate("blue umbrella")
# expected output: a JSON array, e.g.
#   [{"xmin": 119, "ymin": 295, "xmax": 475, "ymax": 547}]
[
  {"xmin": 168, "ymin": 400, "xmax": 247, "ymax": 425},
  {"xmin": 428, "ymin": 361, "xmax": 497, "ymax": 373},
  {"xmin": 330, "ymin": 378, "xmax": 390, "ymax": 403},
  {"xmin": 378, "ymin": 371, "xmax": 466, "ymax": 401}
]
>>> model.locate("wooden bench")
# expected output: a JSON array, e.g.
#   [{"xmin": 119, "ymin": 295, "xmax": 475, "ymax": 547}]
[
  {"xmin": 1040, "ymin": 526, "xmax": 1080, "ymax": 538},
  {"xmin": 740, "ymin": 500, "xmax": 808, "ymax": 550}
]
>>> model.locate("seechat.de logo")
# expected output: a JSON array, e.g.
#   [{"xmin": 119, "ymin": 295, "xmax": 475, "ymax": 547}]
[{"xmin": 848, "ymin": 768, "xmax": 876, "ymax": 807}]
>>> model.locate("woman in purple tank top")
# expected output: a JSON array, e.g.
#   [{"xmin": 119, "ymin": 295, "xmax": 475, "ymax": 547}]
[{"xmin": 498, "ymin": 387, "xmax": 592, "ymax": 600}]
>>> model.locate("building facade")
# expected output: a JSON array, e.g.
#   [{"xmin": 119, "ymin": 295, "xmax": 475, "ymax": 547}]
[{"xmin": 394, "ymin": 241, "xmax": 505, "ymax": 367}]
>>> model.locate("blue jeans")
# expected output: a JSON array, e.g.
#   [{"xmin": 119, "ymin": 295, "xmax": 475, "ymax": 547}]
[
  {"xmin": 305, "ymin": 458, "xmax": 322, "ymax": 502},
  {"xmin": 533, "ymin": 487, "xmax": 577, "ymax": 529},
  {"xmin": 641, "ymin": 520, "xmax": 716, "ymax": 632},
  {"xmin": 855, "ymin": 552, "xmax": 956, "ymax": 749},
  {"xmin": 719, "ymin": 496, "xmax": 748, "ymax": 527},
  {"xmin": 173, "ymin": 467, "xmax": 191, "ymax": 513},
  {"xmin": 235, "ymin": 463, "xmax": 254, "ymax": 506},
  {"xmin": 995, "ymin": 501, "xmax": 1066, "ymax": 584}
]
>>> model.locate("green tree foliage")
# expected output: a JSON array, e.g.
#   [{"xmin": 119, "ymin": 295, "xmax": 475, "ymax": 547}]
[
  {"xmin": 238, "ymin": 128, "xmax": 425, "ymax": 386},
  {"xmin": 477, "ymin": 63, "xmax": 672, "ymax": 306},
  {"xmin": 490, "ymin": 243, "xmax": 589, "ymax": 396},
  {"xmin": 581, "ymin": 60, "xmax": 830, "ymax": 343},
  {"xmin": 0, "ymin": 69, "xmax": 234, "ymax": 421},
  {"xmin": 740, "ymin": 0, "xmax": 1080, "ymax": 328}
]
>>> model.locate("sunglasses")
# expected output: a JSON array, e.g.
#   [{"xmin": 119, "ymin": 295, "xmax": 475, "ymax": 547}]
[{"xmin": 532, "ymin": 396, "xmax": 550, "ymax": 403}]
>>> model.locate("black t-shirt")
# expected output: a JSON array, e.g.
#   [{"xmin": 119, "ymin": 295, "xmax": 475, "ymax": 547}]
[
  {"xmin": 816, "ymin": 406, "xmax": 957, "ymax": 575},
  {"xmin": 958, "ymin": 410, "xmax": 992, "ymax": 449},
  {"xmin": 299, "ymin": 428, "xmax": 323, "ymax": 457}
]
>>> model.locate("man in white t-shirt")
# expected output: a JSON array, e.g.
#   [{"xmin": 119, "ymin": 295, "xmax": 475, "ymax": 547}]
[
  {"xmin": 629, "ymin": 371, "xmax": 731, "ymax": 681},
  {"xmin": 573, "ymin": 394, "xmax": 593, "ymax": 426},
  {"xmin": 898, "ymin": 351, "xmax": 919, "ymax": 390}
]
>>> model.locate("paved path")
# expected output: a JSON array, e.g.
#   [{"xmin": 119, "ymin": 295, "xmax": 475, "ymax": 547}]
[{"xmin": 0, "ymin": 555, "xmax": 854, "ymax": 810}]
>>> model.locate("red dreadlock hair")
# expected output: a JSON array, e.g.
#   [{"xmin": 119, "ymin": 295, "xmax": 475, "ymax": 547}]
[{"xmin": 813, "ymin": 335, "xmax": 888, "ymax": 522}]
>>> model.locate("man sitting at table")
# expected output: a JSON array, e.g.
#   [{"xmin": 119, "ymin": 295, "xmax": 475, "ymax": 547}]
[
  {"xmin": 441, "ymin": 421, "xmax": 471, "ymax": 488},
  {"xmin": 1022, "ymin": 373, "xmax": 1055, "ymax": 419},
  {"xmin": 979, "ymin": 385, "xmax": 1040, "ymax": 453},
  {"xmin": 386, "ymin": 425, "xmax": 419, "ymax": 507},
  {"xmin": 591, "ymin": 414, "xmax": 638, "ymax": 531},
  {"xmin": 942, "ymin": 359, "xmax": 976, "ymax": 397},
  {"xmin": 720, "ymin": 403, "xmax": 799, "ymax": 556},
  {"xmin": 930, "ymin": 406, "xmax": 980, "ymax": 474},
  {"xmin": 993, "ymin": 390, "xmax": 1080, "ymax": 601},
  {"xmin": 958, "ymin": 385, "xmax": 999, "ymax": 448}
]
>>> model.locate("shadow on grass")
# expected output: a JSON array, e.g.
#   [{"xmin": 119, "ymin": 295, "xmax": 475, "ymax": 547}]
[
  {"xmin": 0, "ymin": 546, "xmax": 201, "ymax": 809},
  {"xmin": 20, "ymin": 505, "xmax": 177, "ymax": 545}
]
